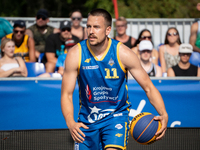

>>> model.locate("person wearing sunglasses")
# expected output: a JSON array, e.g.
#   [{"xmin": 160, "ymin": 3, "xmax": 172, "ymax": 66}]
[
  {"xmin": 70, "ymin": 9, "xmax": 87, "ymax": 41},
  {"xmin": 114, "ymin": 16, "xmax": 136, "ymax": 48},
  {"xmin": 26, "ymin": 9, "xmax": 59, "ymax": 60},
  {"xmin": 138, "ymin": 40, "xmax": 162, "ymax": 77},
  {"xmin": 43, "ymin": 20, "xmax": 79, "ymax": 73},
  {"xmin": 4, "ymin": 20, "xmax": 35, "ymax": 62},
  {"xmin": 167, "ymin": 43, "xmax": 200, "ymax": 77},
  {"xmin": 159, "ymin": 27, "xmax": 181, "ymax": 77},
  {"xmin": 132, "ymin": 29, "xmax": 159, "ymax": 65}
]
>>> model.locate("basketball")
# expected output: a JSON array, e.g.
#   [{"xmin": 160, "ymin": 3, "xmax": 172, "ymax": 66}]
[{"xmin": 130, "ymin": 112, "xmax": 162, "ymax": 145}]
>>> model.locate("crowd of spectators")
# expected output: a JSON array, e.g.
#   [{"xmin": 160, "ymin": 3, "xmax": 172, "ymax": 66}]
[{"xmin": 0, "ymin": 8, "xmax": 200, "ymax": 78}]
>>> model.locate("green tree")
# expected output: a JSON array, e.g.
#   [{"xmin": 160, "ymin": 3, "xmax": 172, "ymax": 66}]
[{"xmin": 0, "ymin": 0, "xmax": 199, "ymax": 18}]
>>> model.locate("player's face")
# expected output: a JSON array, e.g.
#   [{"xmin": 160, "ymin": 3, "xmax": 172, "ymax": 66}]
[
  {"xmin": 115, "ymin": 20, "xmax": 126, "ymax": 35},
  {"xmin": 13, "ymin": 27, "xmax": 26, "ymax": 41},
  {"xmin": 2, "ymin": 41, "xmax": 15, "ymax": 57},
  {"xmin": 140, "ymin": 50, "xmax": 152, "ymax": 61},
  {"xmin": 87, "ymin": 15, "xmax": 111, "ymax": 46},
  {"xmin": 180, "ymin": 53, "xmax": 191, "ymax": 64}
]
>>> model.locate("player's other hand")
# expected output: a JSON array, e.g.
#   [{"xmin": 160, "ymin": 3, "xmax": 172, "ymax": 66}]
[
  {"xmin": 68, "ymin": 121, "xmax": 89, "ymax": 143},
  {"xmin": 154, "ymin": 114, "xmax": 168, "ymax": 140}
]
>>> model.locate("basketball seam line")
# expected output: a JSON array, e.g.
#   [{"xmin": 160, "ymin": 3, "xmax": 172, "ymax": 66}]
[{"xmin": 136, "ymin": 118, "xmax": 154, "ymax": 141}]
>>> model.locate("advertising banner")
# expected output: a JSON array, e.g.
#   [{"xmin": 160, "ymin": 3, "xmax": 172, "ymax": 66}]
[{"xmin": 0, "ymin": 79, "xmax": 199, "ymax": 130}]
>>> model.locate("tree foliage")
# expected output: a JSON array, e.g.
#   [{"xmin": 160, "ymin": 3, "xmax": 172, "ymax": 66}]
[{"xmin": 0, "ymin": 0, "xmax": 199, "ymax": 18}]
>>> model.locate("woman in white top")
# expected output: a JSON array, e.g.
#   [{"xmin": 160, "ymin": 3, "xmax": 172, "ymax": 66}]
[
  {"xmin": 159, "ymin": 27, "xmax": 182, "ymax": 76},
  {"xmin": 0, "ymin": 38, "xmax": 27, "ymax": 77}
]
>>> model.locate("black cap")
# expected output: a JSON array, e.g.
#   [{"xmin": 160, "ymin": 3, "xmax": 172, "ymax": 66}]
[
  {"xmin": 60, "ymin": 20, "xmax": 71, "ymax": 30},
  {"xmin": 36, "ymin": 9, "xmax": 49, "ymax": 18},
  {"xmin": 13, "ymin": 20, "xmax": 26, "ymax": 28}
]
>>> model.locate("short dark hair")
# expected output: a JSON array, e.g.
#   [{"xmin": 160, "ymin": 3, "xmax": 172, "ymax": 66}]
[{"xmin": 88, "ymin": 8, "xmax": 112, "ymax": 27}]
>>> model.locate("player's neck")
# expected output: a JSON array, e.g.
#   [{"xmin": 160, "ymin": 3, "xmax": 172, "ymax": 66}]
[{"xmin": 90, "ymin": 37, "xmax": 109, "ymax": 57}]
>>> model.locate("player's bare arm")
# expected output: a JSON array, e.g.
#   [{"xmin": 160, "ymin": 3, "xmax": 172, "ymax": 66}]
[
  {"xmin": 190, "ymin": 22, "xmax": 200, "ymax": 53},
  {"xmin": 61, "ymin": 44, "xmax": 89, "ymax": 143},
  {"xmin": 119, "ymin": 44, "xmax": 168, "ymax": 140}
]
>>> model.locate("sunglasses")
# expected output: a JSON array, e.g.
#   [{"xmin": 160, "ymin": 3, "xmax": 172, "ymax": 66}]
[
  {"xmin": 180, "ymin": 53, "xmax": 191, "ymax": 56},
  {"xmin": 72, "ymin": 17, "xmax": 81, "ymax": 21},
  {"xmin": 14, "ymin": 30, "xmax": 25, "ymax": 34},
  {"xmin": 36, "ymin": 15, "xmax": 47, "ymax": 20},
  {"xmin": 141, "ymin": 36, "xmax": 152, "ymax": 40},
  {"xmin": 61, "ymin": 28, "xmax": 71, "ymax": 32},
  {"xmin": 167, "ymin": 32, "xmax": 178, "ymax": 36},
  {"xmin": 141, "ymin": 50, "xmax": 152, "ymax": 53}
]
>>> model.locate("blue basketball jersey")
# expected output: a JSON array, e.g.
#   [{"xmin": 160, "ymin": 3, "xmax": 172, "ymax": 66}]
[{"xmin": 77, "ymin": 38, "xmax": 130, "ymax": 127}]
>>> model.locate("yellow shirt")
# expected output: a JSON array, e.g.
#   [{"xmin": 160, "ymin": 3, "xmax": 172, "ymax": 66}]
[{"xmin": 6, "ymin": 33, "xmax": 30, "ymax": 62}]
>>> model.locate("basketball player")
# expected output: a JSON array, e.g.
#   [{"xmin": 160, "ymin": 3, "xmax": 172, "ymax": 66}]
[{"xmin": 61, "ymin": 8, "xmax": 168, "ymax": 150}]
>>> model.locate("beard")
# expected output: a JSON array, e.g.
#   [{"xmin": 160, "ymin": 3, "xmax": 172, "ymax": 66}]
[{"xmin": 88, "ymin": 34, "xmax": 107, "ymax": 46}]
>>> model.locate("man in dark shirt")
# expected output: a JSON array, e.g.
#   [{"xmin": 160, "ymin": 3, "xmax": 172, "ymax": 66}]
[
  {"xmin": 167, "ymin": 43, "xmax": 200, "ymax": 77},
  {"xmin": 44, "ymin": 20, "xmax": 79, "ymax": 73},
  {"xmin": 26, "ymin": 9, "xmax": 59, "ymax": 59},
  {"xmin": 114, "ymin": 17, "xmax": 136, "ymax": 48}
]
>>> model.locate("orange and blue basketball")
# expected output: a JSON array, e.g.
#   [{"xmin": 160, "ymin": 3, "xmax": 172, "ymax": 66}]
[{"xmin": 130, "ymin": 112, "xmax": 161, "ymax": 145}]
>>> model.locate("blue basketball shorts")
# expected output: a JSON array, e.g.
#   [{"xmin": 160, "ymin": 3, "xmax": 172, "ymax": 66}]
[{"xmin": 74, "ymin": 113, "xmax": 130, "ymax": 150}]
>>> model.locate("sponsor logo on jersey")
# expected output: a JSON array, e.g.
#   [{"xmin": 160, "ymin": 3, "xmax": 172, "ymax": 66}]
[
  {"xmin": 115, "ymin": 124, "xmax": 123, "ymax": 129},
  {"xmin": 84, "ymin": 58, "xmax": 91, "ymax": 63},
  {"xmin": 115, "ymin": 133, "xmax": 123, "ymax": 137},
  {"xmin": 108, "ymin": 58, "xmax": 115, "ymax": 66},
  {"xmin": 86, "ymin": 85, "xmax": 92, "ymax": 101},
  {"xmin": 82, "ymin": 65, "xmax": 99, "ymax": 70},
  {"xmin": 87, "ymin": 106, "xmax": 115, "ymax": 123},
  {"xmin": 85, "ymin": 85, "xmax": 120, "ymax": 104}
]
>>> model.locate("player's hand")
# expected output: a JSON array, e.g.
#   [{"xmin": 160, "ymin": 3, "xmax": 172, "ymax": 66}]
[
  {"xmin": 154, "ymin": 114, "xmax": 168, "ymax": 140},
  {"xmin": 68, "ymin": 121, "xmax": 89, "ymax": 143}
]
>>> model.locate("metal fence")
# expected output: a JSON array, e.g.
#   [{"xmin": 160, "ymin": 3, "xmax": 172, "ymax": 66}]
[{"xmin": 4, "ymin": 17, "xmax": 197, "ymax": 49}]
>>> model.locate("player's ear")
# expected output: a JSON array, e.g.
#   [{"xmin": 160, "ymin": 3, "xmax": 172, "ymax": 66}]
[{"xmin": 106, "ymin": 26, "xmax": 111, "ymax": 36}]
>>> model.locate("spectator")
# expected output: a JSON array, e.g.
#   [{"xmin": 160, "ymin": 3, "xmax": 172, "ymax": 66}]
[
  {"xmin": 70, "ymin": 9, "xmax": 87, "ymax": 41},
  {"xmin": 0, "ymin": 18, "xmax": 13, "ymax": 46},
  {"xmin": 44, "ymin": 20, "xmax": 79, "ymax": 73},
  {"xmin": 114, "ymin": 16, "xmax": 136, "ymax": 48},
  {"xmin": 4, "ymin": 20, "xmax": 36, "ymax": 62},
  {"xmin": 132, "ymin": 29, "xmax": 159, "ymax": 65},
  {"xmin": 139, "ymin": 40, "xmax": 162, "ymax": 77},
  {"xmin": 0, "ymin": 38, "xmax": 27, "ymax": 77},
  {"xmin": 26, "ymin": 9, "xmax": 59, "ymax": 59},
  {"xmin": 159, "ymin": 27, "xmax": 181, "ymax": 76},
  {"xmin": 189, "ymin": 12, "xmax": 200, "ymax": 65},
  {"xmin": 167, "ymin": 43, "xmax": 200, "ymax": 77}
]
